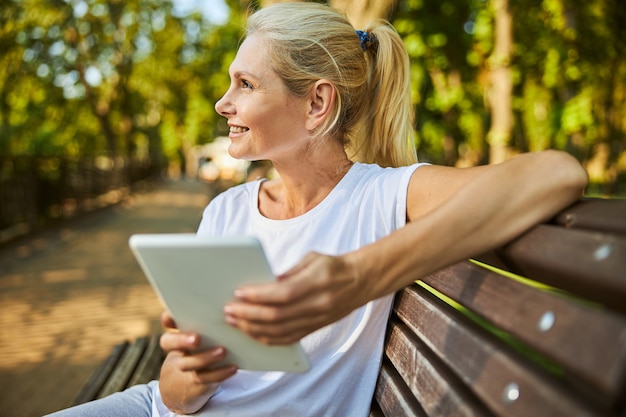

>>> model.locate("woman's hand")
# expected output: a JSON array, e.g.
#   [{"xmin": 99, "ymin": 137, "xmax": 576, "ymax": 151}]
[
  {"xmin": 223, "ymin": 251, "xmax": 370, "ymax": 345},
  {"xmin": 158, "ymin": 311, "xmax": 238, "ymax": 415}
]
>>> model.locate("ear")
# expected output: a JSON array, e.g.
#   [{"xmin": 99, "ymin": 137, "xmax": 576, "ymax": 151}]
[{"xmin": 305, "ymin": 79, "xmax": 336, "ymax": 131}]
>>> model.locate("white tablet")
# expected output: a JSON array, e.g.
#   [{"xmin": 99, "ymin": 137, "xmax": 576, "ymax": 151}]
[{"xmin": 128, "ymin": 233, "xmax": 310, "ymax": 373}]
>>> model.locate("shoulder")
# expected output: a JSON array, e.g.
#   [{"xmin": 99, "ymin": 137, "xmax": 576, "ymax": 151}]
[
  {"xmin": 347, "ymin": 162, "xmax": 427, "ymax": 209},
  {"xmin": 406, "ymin": 163, "xmax": 490, "ymax": 221},
  {"xmin": 349, "ymin": 163, "xmax": 429, "ymax": 199},
  {"xmin": 200, "ymin": 181, "xmax": 260, "ymax": 227},
  {"xmin": 197, "ymin": 180, "xmax": 263, "ymax": 236},
  {"xmin": 351, "ymin": 162, "xmax": 424, "ymax": 185},
  {"xmin": 209, "ymin": 180, "xmax": 259, "ymax": 208}
]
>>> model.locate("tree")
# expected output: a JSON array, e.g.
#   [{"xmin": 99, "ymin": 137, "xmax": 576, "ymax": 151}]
[
  {"xmin": 485, "ymin": 0, "xmax": 513, "ymax": 164},
  {"xmin": 510, "ymin": 0, "xmax": 626, "ymax": 195},
  {"xmin": 2, "ymin": 0, "xmax": 624, "ymax": 194},
  {"xmin": 330, "ymin": 0, "xmax": 399, "ymax": 29},
  {"xmin": 0, "ymin": 0, "xmax": 244, "ymax": 169},
  {"xmin": 392, "ymin": 0, "xmax": 485, "ymax": 166}
]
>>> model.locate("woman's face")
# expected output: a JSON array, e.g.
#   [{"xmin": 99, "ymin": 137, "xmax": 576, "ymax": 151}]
[{"xmin": 215, "ymin": 34, "xmax": 310, "ymax": 162}]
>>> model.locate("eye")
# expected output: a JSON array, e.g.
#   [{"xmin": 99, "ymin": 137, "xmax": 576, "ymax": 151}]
[{"xmin": 241, "ymin": 79, "xmax": 253, "ymax": 89}]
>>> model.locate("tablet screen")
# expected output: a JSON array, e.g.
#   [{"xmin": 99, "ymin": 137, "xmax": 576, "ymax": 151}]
[{"xmin": 129, "ymin": 233, "xmax": 310, "ymax": 373}]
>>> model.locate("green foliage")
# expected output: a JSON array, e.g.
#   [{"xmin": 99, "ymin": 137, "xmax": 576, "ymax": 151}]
[
  {"xmin": 0, "ymin": 0, "xmax": 244, "ymax": 169},
  {"xmin": 393, "ymin": 0, "xmax": 486, "ymax": 166},
  {"xmin": 1, "ymin": 0, "xmax": 624, "ymax": 195},
  {"xmin": 392, "ymin": 0, "xmax": 626, "ymax": 194}
]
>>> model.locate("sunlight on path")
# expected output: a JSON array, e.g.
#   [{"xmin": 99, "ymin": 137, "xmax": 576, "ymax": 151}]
[
  {"xmin": 0, "ymin": 284, "xmax": 163, "ymax": 367},
  {"xmin": 0, "ymin": 180, "xmax": 213, "ymax": 417}
]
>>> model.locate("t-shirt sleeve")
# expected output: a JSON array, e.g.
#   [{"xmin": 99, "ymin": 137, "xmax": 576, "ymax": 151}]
[
  {"xmin": 394, "ymin": 162, "xmax": 430, "ymax": 229},
  {"xmin": 196, "ymin": 197, "xmax": 220, "ymax": 236},
  {"xmin": 196, "ymin": 182, "xmax": 257, "ymax": 237}
]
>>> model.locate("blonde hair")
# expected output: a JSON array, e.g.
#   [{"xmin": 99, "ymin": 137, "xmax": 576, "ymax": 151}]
[{"xmin": 246, "ymin": 2, "xmax": 417, "ymax": 167}]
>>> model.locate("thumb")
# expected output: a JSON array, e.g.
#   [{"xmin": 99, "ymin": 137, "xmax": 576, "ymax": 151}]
[
  {"xmin": 160, "ymin": 310, "xmax": 177, "ymax": 330},
  {"xmin": 277, "ymin": 251, "xmax": 321, "ymax": 281}
]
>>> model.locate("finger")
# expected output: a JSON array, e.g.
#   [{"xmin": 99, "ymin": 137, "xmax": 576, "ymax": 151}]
[
  {"xmin": 234, "ymin": 265, "xmax": 325, "ymax": 305},
  {"xmin": 160, "ymin": 310, "xmax": 177, "ymax": 330},
  {"xmin": 225, "ymin": 280, "xmax": 335, "ymax": 324},
  {"xmin": 176, "ymin": 346, "xmax": 230, "ymax": 372},
  {"xmin": 224, "ymin": 297, "xmax": 318, "ymax": 325},
  {"xmin": 163, "ymin": 351, "xmax": 238, "ymax": 385},
  {"xmin": 236, "ymin": 253, "xmax": 327, "ymax": 303},
  {"xmin": 234, "ymin": 280, "xmax": 304, "ymax": 305},
  {"xmin": 160, "ymin": 331, "xmax": 200, "ymax": 352},
  {"xmin": 238, "ymin": 315, "xmax": 321, "ymax": 345},
  {"xmin": 193, "ymin": 364, "xmax": 238, "ymax": 385},
  {"xmin": 276, "ymin": 252, "xmax": 320, "ymax": 281},
  {"xmin": 225, "ymin": 304, "xmax": 331, "ymax": 345}
]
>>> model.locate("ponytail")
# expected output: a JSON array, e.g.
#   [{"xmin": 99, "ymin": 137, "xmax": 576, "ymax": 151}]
[{"xmin": 348, "ymin": 21, "xmax": 417, "ymax": 167}]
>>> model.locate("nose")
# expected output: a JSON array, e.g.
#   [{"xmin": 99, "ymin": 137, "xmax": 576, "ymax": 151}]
[{"xmin": 215, "ymin": 89, "xmax": 234, "ymax": 117}]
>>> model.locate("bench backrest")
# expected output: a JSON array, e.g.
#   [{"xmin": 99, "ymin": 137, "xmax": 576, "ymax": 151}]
[{"xmin": 370, "ymin": 198, "xmax": 626, "ymax": 417}]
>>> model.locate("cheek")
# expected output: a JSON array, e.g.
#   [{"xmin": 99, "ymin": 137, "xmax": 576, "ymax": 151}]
[{"xmin": 247, "ymin": 106, "xmax": 281, "ymax": 135}]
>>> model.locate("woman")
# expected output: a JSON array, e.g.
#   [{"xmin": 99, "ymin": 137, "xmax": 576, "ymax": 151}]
[{"xmin": 48, "ymin": 2, "xmax": 587, "ymax": 416}]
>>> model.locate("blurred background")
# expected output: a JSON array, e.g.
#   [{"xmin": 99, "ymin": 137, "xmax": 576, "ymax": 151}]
[{"xmin": 2, "ymin": 0, "xmax": 626, "ymax": 242}]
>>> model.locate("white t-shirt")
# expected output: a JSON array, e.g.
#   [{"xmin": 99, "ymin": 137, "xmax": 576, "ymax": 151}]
[{"xmin": 152, "ymin": 162, "xmax": 426, "ymax": 417}]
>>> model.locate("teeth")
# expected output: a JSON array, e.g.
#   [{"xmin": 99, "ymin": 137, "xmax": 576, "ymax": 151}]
[{"xmin": 230, "ymin": 126, "xmax": 249, "ymax": 133}]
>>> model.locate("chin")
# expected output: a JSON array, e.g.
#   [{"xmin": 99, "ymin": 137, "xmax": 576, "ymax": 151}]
[{"xmin": 227, "ymin": 146, "xmax": 255, "ymax": 162}]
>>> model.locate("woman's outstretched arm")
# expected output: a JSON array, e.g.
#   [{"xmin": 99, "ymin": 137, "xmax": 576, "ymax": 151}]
[
  {"xmin": 359, "ymin": 149, "xmax": 588, "ymax": 300},
  {"xmin": 224, "ymin": 150, "xmax": 588, "ymax": 345}
]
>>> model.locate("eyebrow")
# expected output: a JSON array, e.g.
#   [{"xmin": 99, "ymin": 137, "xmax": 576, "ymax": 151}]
[{"xmin": 231, "ymin": 70, "xmax": 259, "ymax": 81}]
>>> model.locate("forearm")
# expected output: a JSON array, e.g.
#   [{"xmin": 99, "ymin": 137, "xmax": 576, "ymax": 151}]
[{"xmin": 350, "ymin": 150, "xmax": 588, "ymax": 300}]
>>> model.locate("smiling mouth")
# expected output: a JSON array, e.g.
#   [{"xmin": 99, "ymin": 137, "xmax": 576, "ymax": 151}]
[{"xmin": 230, "ymin": 126, "xmax": 249, "ymax": 133}]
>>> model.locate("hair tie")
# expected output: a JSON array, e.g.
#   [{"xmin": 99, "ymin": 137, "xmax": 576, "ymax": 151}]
[{"xmin": 356, "ymin": 30, "xmax": 370, "ymax": 51}]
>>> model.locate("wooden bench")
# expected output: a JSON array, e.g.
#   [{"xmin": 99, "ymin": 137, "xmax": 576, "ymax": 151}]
[
  {"xmin": 72, "ymin": 335, "xmax": 164, "ymax": 404},
  {"xmin": 73, "ymin": 198, "xmax": 626, "ymax": 416}
]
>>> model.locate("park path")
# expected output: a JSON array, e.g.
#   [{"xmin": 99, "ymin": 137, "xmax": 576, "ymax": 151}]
[{"xmin": 0, "ymin": 179, "xmax": 215, "ymax": 417}]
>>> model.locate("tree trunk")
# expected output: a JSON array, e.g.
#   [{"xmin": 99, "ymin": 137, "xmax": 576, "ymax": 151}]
[
  {"xmin": 487, "ymin": 0, "xmax": 513, "ymax": 164},
  {"xmin": 330, "ymin": 0, "xmax": 398, "ymax": 28},
  {"xmin": 256, "ymin": 1, "xmax": 397, "ymax": 33}
]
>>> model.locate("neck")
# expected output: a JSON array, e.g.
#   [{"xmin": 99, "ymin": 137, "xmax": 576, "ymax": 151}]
[{"xmin": 258, "ymin": 144, "xmax": 353, "ymax": 220}]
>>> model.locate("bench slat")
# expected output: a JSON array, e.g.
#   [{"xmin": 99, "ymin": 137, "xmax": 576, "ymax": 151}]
[
  {"xmin": 384, "ymin": 318, "xmax": 494, "ymax": 416},
  {"xmin": 421, "ymin": 260, "xmax": 626, "ymax": 404},
  {"xmin": 368, "ymin": 401, "xmax": 385, "ymax": 417},
  {"xmin": 372, "ymin": 358, "xmax": 427, "ymax": 417},
  {"xmin": 72, "ymin": 341, "xmax": 129, "ymax": 405},
  {"xmin": 554, "ymin": 199, "xmax": 626, "ymax": 234},
  {"xmin": 98, "ymin": 337, "xmax": 149, "ymax": 399},
  {"xmin": 128, "ymin": 335, "xmax": 164, "ymax": 386},
  {"xmin": 489, "ymin": 225, "xmax": 626, "ymax": 313},
  {"xmin": 395, "ymin": 284, "xmax": 608, "ymax": 417}
]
